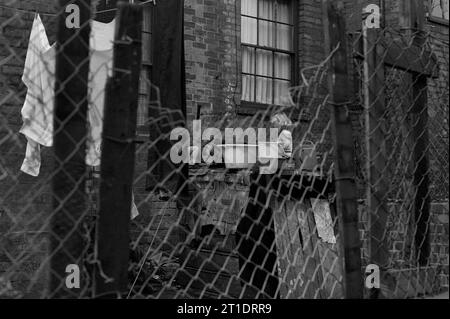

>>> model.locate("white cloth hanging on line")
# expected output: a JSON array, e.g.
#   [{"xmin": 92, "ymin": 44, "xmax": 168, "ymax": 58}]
[
  {"xmin": 20, "ymin": 14, "xmax": 139, "ymax": 219},
  {"xmin": 20, "ymin": 14, "xmax": 114, "ymax": 175}
]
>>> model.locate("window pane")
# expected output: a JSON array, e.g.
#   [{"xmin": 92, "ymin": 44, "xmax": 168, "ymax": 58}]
[
  {"xmin": 143, "ymin": 7, "xmax": 153, "ymax": 32},
  {"xmin": 259, "ymin": 0, "xmax": 275, "ymax": 20},
  {"xmin": 242, "ymin": 75, "xmax": 255, "ymax": 101},
  {"xmin": 277, "ymin": 0, "xmax": 293, "ymax": 24},
  {"xmin": 258, "ymin": 20, "xmax": 275, "ymax": 47},
  {"xmin": 242, "ymin": 47, "xmax": 256, "ymax": 74},
  {"xmin": 274, "ymin": 53, "xmax": 291, "ymax": 80},
  {"xmin": 256, "ymin": 49, "xmax": 273, "ymax": 76},
  {"xmin": 240, "ymin": 0, "xmax": 295, "ymax": 107},
  {"xmin": 241, "ymin": 17, "xmax": 257, "ymax": 44},
  {"xmin": 276, "ymin": 24, "xmax": 293, "ymax": 50},
  {"xmin": 242, "ymin": 0, "xmax": 258, "ymax": 16},
  {"xmin": 256, "ymin": 77, "xmax": 273, "ymax": 104},
  {"xmin": 274, "ymin": 80, "xmax": 291, "ymax": 106},
  {"xmin": 142, "ymin": 32, "xmax": 152, "ymax": 64}
]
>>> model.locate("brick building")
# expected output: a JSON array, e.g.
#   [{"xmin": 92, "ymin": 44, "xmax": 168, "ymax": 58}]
[{"xmin": 0, "ymin": 0, "xmax": 448, "ymax": 298}]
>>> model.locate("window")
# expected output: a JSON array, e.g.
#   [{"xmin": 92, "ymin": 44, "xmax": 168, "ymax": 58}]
[
  {"xmin": 137, "ymin": 4, "xmax": 154, "ymax": 135},
  {"xmin": 428, "ymin": 0, "xmax": 449, "ymax": 24},
  {"xmin": 241, "ymin": 0, "xmax": 296, "ymax": 108}
]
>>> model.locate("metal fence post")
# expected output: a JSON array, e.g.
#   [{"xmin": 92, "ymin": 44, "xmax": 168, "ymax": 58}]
[
  {"xmin": 322, "ymin": 0, "xmax": 364, "ymax": 299},
  {"xmin": 51, "ymin": 0, "xmax": 91, "ymax": 298},
  {"xmin": 362, "ymin": 15, "xmax": 390, "ymax": 299},
  {"xmin": 94, "ymin": 2, "xmax": 142, "ymax": 298}
]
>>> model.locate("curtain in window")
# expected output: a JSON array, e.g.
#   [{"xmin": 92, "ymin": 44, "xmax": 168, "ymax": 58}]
[
  {"xmin": 242, "ymin": 0, "xmax": 258, "ymax": 103},
  {"xmin": 241, "ymin": 0, "xmax": 293, "ymax": 106},
  {"xmin": 274, "ymin": 0, "xmax": 292, "ymax": 106},
  {"xmin": 274, "ymin": 53, "xmax": 290, "ymax": 105}
]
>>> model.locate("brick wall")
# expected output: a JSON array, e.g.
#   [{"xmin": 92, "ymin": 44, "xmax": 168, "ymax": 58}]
[
  {"xmin": 184, "ymin": 0, "xmax": 239, "ymax": 127},
  {"xmin": 358, "ymin": 201, "xmax": 449, "ymax": 297},
  {"xmin": 0, "ymin": 0, "xmax": 448, "ymax": 297},
  {"xmin": 342, "ymin": 0, "xmax": 449, "ymax": 295},
  {"xmin": 418, "ymin": 2, "xmax": 449, "ymax": 291},
  {"xmin": 0, "ymin": 1, "xmax": 58, "ymax": 297},
  {"xmin": 429, "ymin": 202, "xmax": 449, "ymax": 291}
]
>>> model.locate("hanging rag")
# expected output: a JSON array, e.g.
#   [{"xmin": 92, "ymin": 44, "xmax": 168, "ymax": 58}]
[
  {"xmin": 19, "ymin": 14, "xmax": 139, "ymax": 219},
  {"xmin": 20, "ymin": 14, "xmax": 115, "ymax": 175},
  {"xmin": 146, "ymin": 0, "xmax": 192, "ymax": 207}
]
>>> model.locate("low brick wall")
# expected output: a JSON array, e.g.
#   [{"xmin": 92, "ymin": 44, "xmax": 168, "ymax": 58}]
[{"xmin": 358, "ymin": 200, "xmax": 449, "ymax": 297}]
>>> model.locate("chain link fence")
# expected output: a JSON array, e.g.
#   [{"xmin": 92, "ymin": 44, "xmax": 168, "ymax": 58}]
[
  {"xmin": 127, "ymin": 47, "xmax": 344, "ymax": 299},
  {"xmin": 349, "ymin": 23, "xmax": 449, "ymax": 297},
  {"xmin": 0, "ymin": 0, "xmax": 448, "ymax": 299}
]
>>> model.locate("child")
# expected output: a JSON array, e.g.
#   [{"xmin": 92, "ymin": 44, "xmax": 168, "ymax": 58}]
[{"xmin": 270, "ymin": 112, "xmax": 293, "ymax": 159}]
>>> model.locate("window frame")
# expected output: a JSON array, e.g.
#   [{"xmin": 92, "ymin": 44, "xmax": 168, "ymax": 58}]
[
  {"xmin": 427, "ymin": 0, "xmax": 449, "ymax": 26},
  {"xmin": 136, "ymin": 3, "xmax": 154, "ymax": 137},
  {"xmin": 239, "ymin": 0, "xmax": 299, "ymax": 115}
]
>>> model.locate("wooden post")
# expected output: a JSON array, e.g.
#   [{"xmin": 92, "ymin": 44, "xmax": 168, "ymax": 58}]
[
  {"xmin": 399, "ymin": 0, "xmax": 431, "ymax": 267},
  {"xmin": 362, "ymin": 17, "xmax": 390, "ymax": 299},
  {"xmin": 411, "ymin": 47, "xmax": 431, "ymax": 266},
  {"xmin": 323, "ymin": 0, "xmax": 363, "ymax": 299},
  {"xmin": 51, "ymin": 0, "xmax": 91, "ymax": 298},
  {"xmin": 94, "ymin": 3, "xmax": 142, "ymax": 297}
]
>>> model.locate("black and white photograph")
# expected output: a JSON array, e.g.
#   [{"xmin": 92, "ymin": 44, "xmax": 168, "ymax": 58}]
[{"xmin": 0, "ymin": 0, "xmax": 448, "ymax": 308}]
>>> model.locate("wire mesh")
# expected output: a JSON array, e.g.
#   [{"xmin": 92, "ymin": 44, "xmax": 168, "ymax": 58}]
[
  {"xmin": 0, "ymin": 0, "xmax": 448, "ymax": 299},
  {"xmin": 350, "ymin": 25, "xmax": 449, "ymax": 298}
]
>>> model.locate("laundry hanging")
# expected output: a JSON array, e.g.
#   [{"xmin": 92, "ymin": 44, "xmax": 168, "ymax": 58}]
[
  {"xmin": 20, "ymin": 13, "xmax": 115, "ymax": 176},
  {"xmin": 146, "ymin": 0, "xmax": 190, "ymax": 204},
  {"xmin": 19, "ymin": 14, "xmax": 139, "ymax": 219}
]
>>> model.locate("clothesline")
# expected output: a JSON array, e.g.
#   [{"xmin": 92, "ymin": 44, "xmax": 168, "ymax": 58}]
[
  {"xmin": 0, "ymin": 0, "xmax": 155, "ymax": 17},
  {"xmin": 0, "ymin": 4, "xmax": 56, "ymax": 16}
]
